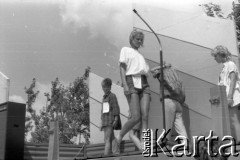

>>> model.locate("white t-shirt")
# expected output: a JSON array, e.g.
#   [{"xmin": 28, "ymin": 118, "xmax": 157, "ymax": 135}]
[
  {"xmin": 119, "ymin": 47, "xmax": 150, "ymax": 89},
  {"xmin": 218, "ymin": 61, "xmax": 240, "ymax": 107},
  {"xmin": 119, "ymin": 47, "xmax": 149, "ymax": 76}
]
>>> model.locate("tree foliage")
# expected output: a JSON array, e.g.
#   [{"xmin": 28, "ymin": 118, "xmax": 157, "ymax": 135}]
[
  {"xmin": 233, "ymin": 2, "xmax": 240, "ymax": 47},
  {"xmin": 201, "ymin": 3, "xmax": 224, "ymax": 18},
  {"xmin": 201, "ymin": 2, "xmax": 240, "ymax": 51},
  {"xmin": 24, "ymin": 78, "xmax": 39, "ymax": 141},
  {"xmin": 25, "ymin": 67, "xmax": 91, "ymax": 144}
]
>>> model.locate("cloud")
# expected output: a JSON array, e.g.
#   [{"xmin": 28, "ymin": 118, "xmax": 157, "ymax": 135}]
[
  {"xmin": 0, "ymin": 0, "xmax": 65, "ymax": 4},
  {"xmin": 9, "ymin": 95, "xmax": 25, "ymax": 103},
  {"xmin": 60, "ymin": 0, "xmax": 133, "ymax": 46},
  {"xmin": 59, "ymin": 0, "xmax": 233, "ymax": 47}
]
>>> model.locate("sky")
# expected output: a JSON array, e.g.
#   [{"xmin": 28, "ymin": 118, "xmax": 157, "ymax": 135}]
[{"xmin": 0, "ymin": 0, "xmax": 234, "ymax": 113}]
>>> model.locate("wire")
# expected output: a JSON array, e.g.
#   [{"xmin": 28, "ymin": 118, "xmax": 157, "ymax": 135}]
[{"xmin": 73, "ymin": 143, "xmax": 86, "ymax": 159}]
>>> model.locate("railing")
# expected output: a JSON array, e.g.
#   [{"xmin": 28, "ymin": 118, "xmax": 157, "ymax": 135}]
[
  {"xmin": 24, "ymin": 140, "xmax": 138, "ymax": 160},
  {"xmin": 209, "ymin": 85, "xmax": 231, "ymax": 138},
  {"xmin": 24, "ymin": 143, "xmax": 84, "ymax": 160}
]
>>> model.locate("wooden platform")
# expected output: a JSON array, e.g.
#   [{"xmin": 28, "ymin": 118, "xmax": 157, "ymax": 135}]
[{"xmin": 24, "ymin": 142, "xmax": 240, "ymax": 160}]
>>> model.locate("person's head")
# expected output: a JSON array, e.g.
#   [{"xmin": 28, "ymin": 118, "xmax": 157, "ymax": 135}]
[
  {"xmin": 129, "ymin": 29, "xmax": 144, "ymax": 50},
  {"xmin": 211, "ymin": 45, "xmax": 231, "ymax": 64},
  {"xmin": 193, "ymin": 131, "xmax": 228, "ymax": 160},
  {"xmin": 101, "ymin": 78, "xmax": 112, "ymax": 94},
  {"xmin": 151, "ymin": 63, "xmax": 181, "ymax": 90},
  {"xmin": 194, "ymin": 140, "xmax": 228, "ymax": 160}
]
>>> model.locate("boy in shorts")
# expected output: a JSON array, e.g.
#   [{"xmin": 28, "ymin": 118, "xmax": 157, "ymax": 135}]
[{"xmin": 100, "ymin": 78, "xmax": 122, "ymax": 155}]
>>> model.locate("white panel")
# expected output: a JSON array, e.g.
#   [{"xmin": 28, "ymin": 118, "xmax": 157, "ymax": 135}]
[
  {"xmin": 133, "ymin": 4, "xmax": 238, "ymax": 56},
  {"xmin": 89, "ymin": 99, "xmax": 104, "ymax": 144},
  {"xmin": 0, "ymin": 72, "xmax": 9, "ymax": 104},
  {"xmin": 147, "ymin": 59, "xmax": 214, "ymax": 119},
  {"xmin": 140, "ymin": 31, "xmax": 235, "ymax": 85}
]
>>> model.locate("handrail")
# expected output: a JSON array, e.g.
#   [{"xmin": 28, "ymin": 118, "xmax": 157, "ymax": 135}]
[{"xmin": 73, "ymin": 143, "xmax": 86, "ymax": 159}]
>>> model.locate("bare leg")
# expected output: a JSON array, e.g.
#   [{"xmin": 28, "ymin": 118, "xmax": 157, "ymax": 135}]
[
  {"xmin": 140, "ymin": 93, "xmax": 150, "ymax": 132},
  {"xmin": 116, "ymin": 93, "xmax": 141, "ymax": 142},
  {"xmin": 129, "ymin": 130, "xmax": 142, "ymax": 151},
  {"xmin": 112, "ymin": 131, "xmax": 120, "ymax": 154},
  {"xmin": 104, "ymin": 126, "xmax": 113, "ymax": 155},
  {"xmin": 229, "ymin": 107, "xmax": 240, "ymax": 142}
]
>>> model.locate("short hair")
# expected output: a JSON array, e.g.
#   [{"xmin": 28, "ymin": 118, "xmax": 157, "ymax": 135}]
[
  {"xmin": 211, "ymin": 45, "xmax": 231, "ymax": 60},
  {"xmin": 102, "ymin": 78, "xmax": 112, "ymax": 87},
  {"xmin": 129, "ymin": 29, "xmax": 144, "ymax": 47}
]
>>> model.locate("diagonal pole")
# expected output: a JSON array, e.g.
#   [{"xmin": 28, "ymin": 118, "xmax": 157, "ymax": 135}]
[{"xmin": 133, "ymin": 9, "xmax": 166, "ymax": 130}]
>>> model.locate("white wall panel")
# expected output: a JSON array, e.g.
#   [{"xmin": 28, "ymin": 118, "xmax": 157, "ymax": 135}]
[
  {"xmin": 133, "ymin": 4, "xmax": 238, "ymax": 56},
  {"xmin": 0, "ymin": 72, "xmax": 9, "ymax": 104}
]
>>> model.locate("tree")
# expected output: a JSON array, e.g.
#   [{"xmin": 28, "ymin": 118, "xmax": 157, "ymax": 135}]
[
  {"xmin": 24, "ymin": 78, "xmax": 39, "ymax": 141},
  {"xmin": 201, "ymin": 3, "xmax": 224, "ymax": 18},
  {"xmin": 64, "ymin": 67, "xmax": 90, "ymax": 144},
  {"xmin": 201, "ymin": 2, "xmax": 240, "ymax": 52},
  {"xmin": 25, "ymin": 67, "xmax": 91, "ymax": 144},
  {"xmin": 232, "ymin": 1, "xmax": 240, "ymax": 49}
]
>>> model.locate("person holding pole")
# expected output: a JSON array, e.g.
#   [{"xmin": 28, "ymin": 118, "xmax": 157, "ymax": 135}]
[
  {"xmin": 116, "ymin": 29, "xmax": 151, "ymax": 151},
  {"xmin": 151, "ymin": 63, "xmax": 188, "ymax": 146},
  {"xmin": 211, "ymin": 45, "xmax": 240, "ymax": 144}
]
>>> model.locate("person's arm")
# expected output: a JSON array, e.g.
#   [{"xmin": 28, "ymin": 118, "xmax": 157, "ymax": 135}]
[
  {"xmin": 111, "ymin": 94, "xmax": 120, "ymax": 115},
  {"xmin": 120, "ymin": 63, "xmax": 129, "ymax": 94},
  {"xmin": 150, "ymin": 66, "xmax": 161, "ymax": 73},
  {"xmin": 112, "ymin": 115, "xmax": 119, "ymax": 129},
  {"xmin": 113, "ymin": 116, "xmax": 119, "ymax": 124},
  {"xmin": 227, "ymin": 71, "xmax": 237, "ymax": 106},
  {"xmin": 150, "ymin": 63, "xmax": 170, "ymax": 78},
  {"xmin": 111, "ymin": 94, "xmax": 120, "ymax": 128}
]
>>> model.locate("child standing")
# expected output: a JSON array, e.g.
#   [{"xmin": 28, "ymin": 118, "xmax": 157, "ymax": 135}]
[
  {"xmin": 100, "ymin": 78, "xmax": 122, "ymax": 155},
  {"xmin": 211, "ymin": 45, "xmax": 240, "ymax": 143},
  {"xmin": 117, "ymin": 30, "xmax": 151, "ymax": 151}
]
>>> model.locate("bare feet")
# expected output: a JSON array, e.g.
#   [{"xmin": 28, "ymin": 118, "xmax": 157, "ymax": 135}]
[{"xmin": 115, "ymin": 134, "xmax": 122, "ymax": 154}]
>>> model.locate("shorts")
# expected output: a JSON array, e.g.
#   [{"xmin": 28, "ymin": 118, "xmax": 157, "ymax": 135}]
[
  {"xmin": 125, "ymin": 75, "xmax": 150, "ymax": 130},
  {"xmin": 125, "ymin": 75, "xmax": 151, "ymax": 96}
]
